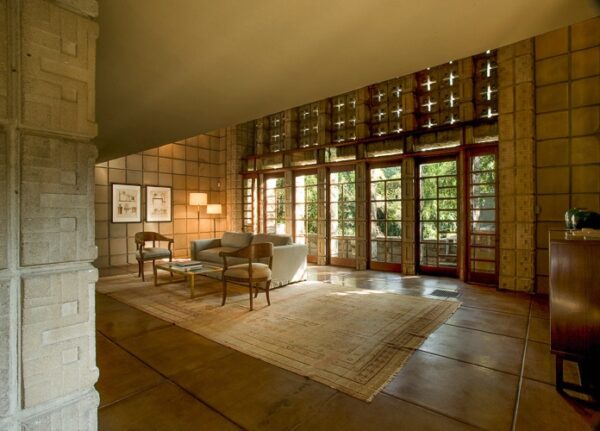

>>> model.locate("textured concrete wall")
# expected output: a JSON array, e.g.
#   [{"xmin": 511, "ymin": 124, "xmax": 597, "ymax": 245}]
[
  {"xmin": 497, "ymin": 39, "xmax": 536, "ymax": 292},
  {"xmin": 95, "ymin": 131, "xmax": 227, "ymax": 267},
  {"xmin": 228, "ymin": 18, "xmax": 596, "ymax": 294},
  {"xmin": 534, "ymin": 17, "xmax": 600, "ymax": 294},
  {"xmin": 0, "ymin": 0, "xmax": 100, "ymax": 430}
]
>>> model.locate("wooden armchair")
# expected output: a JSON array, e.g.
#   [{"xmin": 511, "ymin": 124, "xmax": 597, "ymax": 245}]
[
  {"xmin": 220, "ymin": 242, "xmax": 273, "ymax": 311},
  {"xmin": 135, "ymin": 232, "xmax": 173, "ymax": 281}
]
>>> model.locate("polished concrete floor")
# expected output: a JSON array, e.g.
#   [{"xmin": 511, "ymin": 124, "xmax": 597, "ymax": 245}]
[{"xmin": 95, "ymin": 265, "xmax": 600, "ymax": 430}]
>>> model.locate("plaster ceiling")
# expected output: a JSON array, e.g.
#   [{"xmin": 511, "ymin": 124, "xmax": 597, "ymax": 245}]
[{"xmin": 95, "ymin": 0, "xmax": 599, "ymax": 162}]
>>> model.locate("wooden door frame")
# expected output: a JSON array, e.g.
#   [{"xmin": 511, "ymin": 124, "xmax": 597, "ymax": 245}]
[
  {"xmin": 415, "ymin": 154, "xmax": 460, "ymax": 277},
  {"xmin": 464, "ymin": 145, "xmax": 499, "ymax": 285},
  {"xmin": 367, "ymin": 160, "xmax": 403, "ymax": 272}
]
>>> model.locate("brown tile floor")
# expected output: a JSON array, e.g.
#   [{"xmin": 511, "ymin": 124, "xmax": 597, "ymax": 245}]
[{"xmin": 96, "ymin": 264, "xmax": 600, "ymax": 430}]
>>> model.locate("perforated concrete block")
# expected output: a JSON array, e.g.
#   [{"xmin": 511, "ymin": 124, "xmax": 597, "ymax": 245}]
[
  {"xmin": 498, "ymin": 60, "xmax": 514, "ymax": 88},
  {"xmin": 515, "ymin": 110, "xmax": 534, "ymax": 139},
  {"xmin": 500, "ymin": 249, "xmax": 516, "ymax": 276},
  {"xmin": 515, "ymin": 139, "xmax": 534, "ymax": 167},
  {"xmin": 514, "ymin": 54, "xmax": 534, "ymax": 83},
  {"xmin": 515, "ymin": 195, "xmax": 535, "ymax": 222},
  {"xmin": 499, "ymin": 276, "xmax": 516, "ymax": 291},
  {"xmin": 499, "ymin": 168, "xmax": 516, "ymax": 196},
  {"xmin": 498, "ymin": 114, "xmax": 514, "ymax": 141},
  {"xmin": 516, "ymin": 223, "xmax": 535, "ymax": 250},
  {"xmin": 20, "ymin": 135, "xmax": 96, "ymax": 266},
  {"xmin": 498, "ymin": 140, "xmax": 515, "ymax": 169},
  {"xmin": 516, "ymin": 277, "xmax": 534, "ymax": 292},
  {"xmin": 498, "ymin": 87, "xmax": 514, "ymax": 114},
  {"xmin": 21, "ymin": 0, "xmax": 98, "ymax": 137},
  {"xmin": 500, "ymin": 223, "xmax": 516, "ymax": 249},
  {"xmin": 21, "ymin": 268, "xmax": 98, "ymax": 408},
  {"xmin": 499, "ymin": 196, "xmax": 515, "ymax": 223}
]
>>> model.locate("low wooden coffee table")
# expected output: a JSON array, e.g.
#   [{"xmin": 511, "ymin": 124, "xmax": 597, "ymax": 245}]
[{"xmin": 154, "ymin": 261, "xmax": 222, "ymax": 298}]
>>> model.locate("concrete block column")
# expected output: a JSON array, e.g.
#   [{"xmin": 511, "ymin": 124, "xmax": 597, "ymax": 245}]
[
  {"xmin": 355, "ymin": 162, "xmax": 367, "ymax": 270},
  {"xmin": 401, "ymin": 158, "xmax": 416, "ymax": 275},
  {"xmin": 316, "ymin": 167, "xmax": 328, "ymax": 265},
  {"xmin": 0, "ymin": 1, "xmax": 100, "ymax": 430},
  {"xmin": 497, "ymin": 39, "xmax": 536, "ymax": 292}
]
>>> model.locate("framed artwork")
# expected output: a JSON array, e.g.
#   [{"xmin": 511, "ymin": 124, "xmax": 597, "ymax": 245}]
[
  {"xmin": 146, "ymin": 185, "xmax": 172, "ymax": 222},
  {"xmin": 111, "ymin": 183, "xmax": 142, "ymax": 223}
]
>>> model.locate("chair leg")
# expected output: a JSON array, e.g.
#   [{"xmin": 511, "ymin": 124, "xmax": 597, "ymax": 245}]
[
  {"xmin": 265, "ymin": 280, "xmax": 271, "ymax": 306},
  {"xmin": 254, "ymin": 284, "xmax": 259, "ymax": 298},
  {"xmin": 141, "ymin": 260, "xmax": 145, "ymax": 281},
  {"xmin": 137, "ymin": 259, "xmax": 142, "ymax": 277},
  {"xmin": 249, "ymin": 281, "xmax": 253, "ymax": 311},
  {"xmin": 221, "ymin": 277, "xmax": 227, "ymax": 306}
]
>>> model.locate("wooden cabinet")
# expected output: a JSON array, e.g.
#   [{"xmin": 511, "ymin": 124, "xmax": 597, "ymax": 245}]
[{"xmin": 549, "ymin": 231, "xmax": 600, "ymax": 395}]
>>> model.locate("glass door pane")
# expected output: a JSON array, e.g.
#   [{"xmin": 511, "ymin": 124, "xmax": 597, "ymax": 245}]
[
  {"xmin": 418, "ymin": 159, "xmax": 458, "ymax": 274},
  {"xmin": 295, "ymin": 173, "xmax": 318, "ymax": 261},
  {"xmin": 329, "ymin": 169, "xmax": 356, "ymax": 266},
  {"xmin": 468, "ymin": 152, "xmax": 497, "ymax": 283},
  {"xmin": 242, "ymin": 177, "xmax": 257, "ymax": 232},
  {"xmin": 264, "ymin": 176, "xmax": 286, "ymax": 234},
  {"xmin": 369, "ymin": 165, "xmax": 402, "ymax": 271}
]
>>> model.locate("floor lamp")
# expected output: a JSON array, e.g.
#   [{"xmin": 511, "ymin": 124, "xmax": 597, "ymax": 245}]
[
  {"xmin": 206, "ymin": 204, "xmax": 222, "ymax": 238},
  {"xmin": 189, "ymin": 193, "xmax": 207, "ymax": 228}
]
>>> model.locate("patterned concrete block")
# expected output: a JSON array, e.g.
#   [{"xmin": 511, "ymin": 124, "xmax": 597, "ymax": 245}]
[
  {"xmin": 0, "ymin": 280, "xmax": 10, "ymax": 416},
  {"xmin": 21, "ymin": 389, "xmax": 98, "ymax": 431},
  {"xmin": 0, "ymin": 132, "xmax": 6, "ymax": 269},
  {"xmin": 20, "ymin": 135, "xmax": 96, "ymax": 266},
  {"xmin": 21, "ymin": 0, "xmax": 98, "ymax": 137},
  {"xmin": 21, "ymin": 267, "xmax": 98, "ymax": 408}
]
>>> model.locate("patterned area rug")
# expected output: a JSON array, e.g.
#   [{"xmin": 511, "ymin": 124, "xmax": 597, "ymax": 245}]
[{"xmin": 97, "ymin": 273, "xmax": 460, "ymax": 401}]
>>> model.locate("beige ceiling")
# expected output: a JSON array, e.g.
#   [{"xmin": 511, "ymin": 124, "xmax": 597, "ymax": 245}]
[{"xmin": 95, "ymin": 0, "xmax": 599, "ymax": 162}]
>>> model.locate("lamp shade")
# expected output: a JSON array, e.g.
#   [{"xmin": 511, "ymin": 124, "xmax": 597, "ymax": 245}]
[
  {"xmin": 189, "ymin": 192, "xmax": 207, "ymax": 206},
  {"xmin": 206, "ymin": 204, "xmax": 222, "ymax": 215}
]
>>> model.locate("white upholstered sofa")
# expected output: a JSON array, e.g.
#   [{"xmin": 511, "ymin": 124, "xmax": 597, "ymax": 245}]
[{"xmin": 190, "ymin": 232, "xmax": 307, "ymax": 287}]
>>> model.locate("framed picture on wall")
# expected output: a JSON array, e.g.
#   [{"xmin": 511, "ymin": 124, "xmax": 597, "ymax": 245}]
[
  {"xmin": 111, "ymin": 183, "xmax": 142, "ymax": 223},
  {"xmin": 146, "ymin": 185, "xmax": 172, "ymax": 222}
]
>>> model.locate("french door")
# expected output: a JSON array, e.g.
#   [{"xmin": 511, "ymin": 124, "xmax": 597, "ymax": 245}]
[
  {"xmin": 369, "ymin": 164, "xmax": 402, "ymax": 271},
  {"xmin": 264, "ymin": 175, "xmax": 286, "ymax": 234},
  {"xmin": 467, "ymin": 149, "xmax": 498, "ymax": 284},
  {"xmin": 417, "ymin": 158, "xmax": 459, "ymax": 276},
  {"xmin": 329, "ymin": 168, "xmax": 356, "ymax": 267},
  {"xmin": 294, "ymin": 172, "xmax": 318, "ymax": 263}
]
